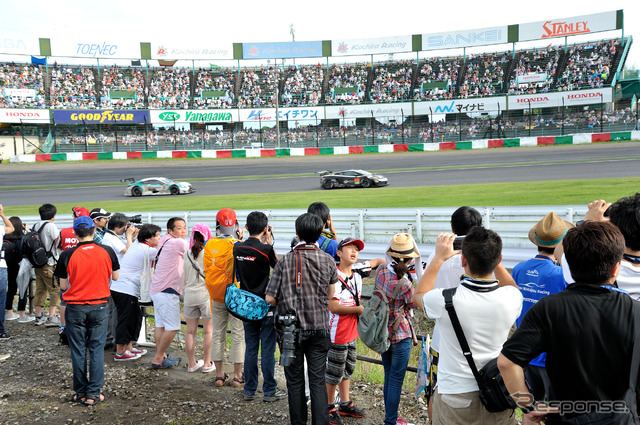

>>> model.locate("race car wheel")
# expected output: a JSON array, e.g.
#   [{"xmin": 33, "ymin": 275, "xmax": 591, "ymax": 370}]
[
  {"xmin": 131, "ymin": 186, "xmax": 142, "ymax": 197},
  {"xmin": 170, "ymin": 185, "xmax": 180, "ymax": 195},
  {"xmin": 323, "ymin": 180, "xmax": 334, "ymax": 190},
  {"xmin": 361, "ymin": 178, "xmax": 371, "ymax": 188}
]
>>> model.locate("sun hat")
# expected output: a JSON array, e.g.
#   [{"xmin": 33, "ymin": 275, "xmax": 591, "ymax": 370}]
[
  {"xmin": 387, "ymin": 233, "xmax": 420, "ymax": 258},
  {"xmin": 73, "ymin": 216, "xmax": 96, "ymax": 229},
  {"xmin": 528, "ymin": 212, "xmax": 575, "ymax": 248},
  {"xmin": 338, "ymin": 237, "xmax": 364, "ymax": 251},
  {"xmin": 216, "ymin": 208, "xmax": 238, "ymax": 235}
]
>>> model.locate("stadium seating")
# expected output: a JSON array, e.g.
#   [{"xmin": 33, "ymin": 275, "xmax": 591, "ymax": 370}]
[{"xmin": 0, "ymin": 63, "xmax": 46, "ymax": 108}]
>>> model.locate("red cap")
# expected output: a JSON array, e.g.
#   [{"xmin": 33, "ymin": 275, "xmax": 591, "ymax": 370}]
[
  {"xmin": 216, "ymin": 208, "xmax": 237, "ymax": 227},
  {"xmin": 338, "ymin": 237, "xmax": 365, "ymax": 251},
  {"xmin": 72, "ymin": 206, "xmax": 90, "ymax": 218}
]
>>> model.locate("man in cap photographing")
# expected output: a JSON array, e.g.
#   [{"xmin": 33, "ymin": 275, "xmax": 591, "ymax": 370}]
[{"xmin": 90, "ymin": 208, "xmax": 113, "ymax": 245}]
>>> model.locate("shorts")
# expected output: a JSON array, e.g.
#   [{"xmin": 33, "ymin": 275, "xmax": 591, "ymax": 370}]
[
  {"xmin": 325, "ymin": 339, "xmax": 357, "ymax": 385},
  {"xmin": 150, "ymin": 292, "xmax": 181, "ymax": 331},
  {"xmin": 183, "ymin": 301, "xmax": 212, "ymax": 320},
  {"xmin": 112, "ymin": 290, "xmax": 143, "ymax": 345},
  {"xmin": 432, "ymin": 388, "xmax": 516, "ymax": 425}
]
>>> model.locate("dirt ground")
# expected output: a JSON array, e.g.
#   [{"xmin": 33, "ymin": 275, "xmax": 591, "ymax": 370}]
[{"xmin": 0, "ymin": 315, "xmax": 430, "ymax": 425}]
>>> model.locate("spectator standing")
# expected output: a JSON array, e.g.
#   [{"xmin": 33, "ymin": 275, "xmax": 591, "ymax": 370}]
[
  {"xmin": 3, "ymin": 216, "xmax": 29, "ymax": 323},
  {"xmin": 266, "ymin": 213, "xmax": 338, "ymax": 425},
  {"xmin": 307, "ymin": 202, "xmax": 338, "ymax": 258},
  {"xmin": 55, "ymin": 216, "xmax": 119, "ymax": 406},
  {"xmin": 234, "ymin": 212, "xmax": 284, "ymax": 401},
  {"xmin": 608, "ymin": 194, "xmax": 640, "ymax": 299},
  {"xmin": 183, "ymin": 223, "xmax": 214, "ymax": 373},
  {"xmin": 102, "ymin": 213, "xmax": 138, "ymax": 263},
  {"xmin": 32, "ymin": 203, "xmax": 61, "ymax": 327},
  {"xmin": 0, "ymin": 204, "xmax": 15, "ymax": 340},
  {"xmin": 414, "ymin": 228, "xmax": 522, "ymax": 425},
  {"xmin": 204, "ymin": 208, "xmax": 245, "ymax": 387},
  {"xmin": 150, "ymin": 217, "xmax": 188, "ymax": 369},
  {"xmin": 90, "ymin": 208, "xmax": 112, "ymax": 245}
]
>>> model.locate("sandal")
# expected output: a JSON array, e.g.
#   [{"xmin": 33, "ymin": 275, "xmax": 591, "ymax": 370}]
[
  {"xmin": 71, "ymin": 393, "xmax": 86, "ymax": 403},
  {"xmin": 83, "ymin": 393, "xmax": 108, "ymax": 406},
  {"xmin": 215, "ymin": 372, "xmax": 229, "ymax": 387},
  {"xmin": 233, "ymin": 373, "xmax": 245, "ymax": 388}
]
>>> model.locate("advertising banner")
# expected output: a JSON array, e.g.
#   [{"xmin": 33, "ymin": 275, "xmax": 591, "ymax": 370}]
[
  {"xmin": 50, "ymin": 38, "xmax": 141, "ymax": 59},
  {"xmin": 422, "ymin": 26, "xmax": 508, "ymax": 50},
  {"xmin": 413, "ymin": 97, "xmax": 507, "ymax": 115},
  {"xmin": 0, "ymin": 34, "xmax": 40, "ymax": 55},
  {"xmin": 238, "ymin": 107, "xmax": 324, "ymax": 122},
  {"xmin": 3, "ymin": 88, "xmax": 37, "ymax": 98},
  {"xmin": 0, "ymin": 108, "xmax": 50, "ymax": 123},
  {"xmin": 518, "ymin": 11, "xmax": 619, "ymax": 42},
  {"xmin": 53, "ymin": 110, "xmax": 150, "ymax": 124},
  {"xmin": 151, "ymin": 42, "xmax": 233, "ymax": 60},
  {"xmin": 150, "ymin": 109, "xmax": 238, "ymax": 124},
  {"xmin": 332, "ymin": 35, "xmax": 412, "ymax": 56},
  {"xmin": 507, "ymin": 88, "xmax": 612, "ymax": 110},
  {"xmin": 515, "ymin": 73, "xmax": 548, "ymax": 84},
  {"xmin": 242, "ymin": 41, "xmax": 323, "ymax": 59},
  {"xmin": 325, "ymin": 103, "xmax": 412, "ymax": 120}
]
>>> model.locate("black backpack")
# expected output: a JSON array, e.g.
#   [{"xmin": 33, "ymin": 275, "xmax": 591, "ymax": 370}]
[{"xmin": 22, "ymin": 222, "xmax": 54, "ymax": 268}]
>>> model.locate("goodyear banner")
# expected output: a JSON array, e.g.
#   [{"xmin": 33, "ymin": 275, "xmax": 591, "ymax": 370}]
[
  {"xmin": 150, "ymin": 109, "xmax": 238, "ymax": 124},
  {"xmin": 53, "ymin": 110, "xmax": 150, "ymax": 124},
  {"xmin": 518, "ymin": 11, "xmax": 619, "ymax": 42},
  {"xmin": 242, "ymin": 41, "xmax": 323, "ymax": 59}
]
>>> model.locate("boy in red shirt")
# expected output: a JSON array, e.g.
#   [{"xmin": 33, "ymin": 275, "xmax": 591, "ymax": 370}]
[{"xmin": 326, "ymin": 238, "xmax": 367, "ymax": 425}]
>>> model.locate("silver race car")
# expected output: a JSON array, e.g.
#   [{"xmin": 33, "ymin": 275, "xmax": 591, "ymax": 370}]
[{"xmin": 123, "ymin": 177, "xmax": 195, "ymax": 197}]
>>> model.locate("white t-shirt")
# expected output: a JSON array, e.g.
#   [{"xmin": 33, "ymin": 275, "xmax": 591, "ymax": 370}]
[
  {"xmin": 102, "ymin": 231, "xmax": 127, "ymax": 263},
  {"xmin": 617, "ymin": 261, "xmax": 640, "ymax": 301},
  {"xmin": 33, "ymin": 220, "xmax": 60, "ymax": 266},
  {"xmin": 110, "ymin": 241, "xmax": 157, "ymax": 297},
  {"xmin": 423, "ymin": 281, "xmax": 522, "ymax": 394},
  {"xmin": 426, "ymin": 253, "xmax": 464, "ymax": 352}
]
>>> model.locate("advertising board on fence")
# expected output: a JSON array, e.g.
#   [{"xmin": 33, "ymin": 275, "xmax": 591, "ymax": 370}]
[
  {"xmin": 332, "ymin": 36, "xmax": 412, "ymax": 56},
  {"xmin": 3, "ymin": 88, "xmax": 37, "ymax": 99},
  {"xmin": 507, "ymin": 88, "xmax": 612, "ymax": 109},
  {"xmin": 242, "ymin": 41, "xmax": 323, "ymax": 59},
  {"xmin": 518, "ymin": 11, "xmax": 620, "ymax": 42},
  {"xmin": 50, "ymin": 37, "xmax": 141, "ymax": 59},
  {"xmin": 53, "ymin": 110, "xmax": 150, "ymax": 124},
  {"xmin": 151, "ymin": 42, "xmax": 233, "ymax": 60},
  {"xmin": 150, "ymin": 109, "xmax": 237, "ymax": 124},
  {"xmin": 0, "ymin": 34, "xmax": 40, "ymax": 55},
  {"xmin": 0, "ymin": 108, "xmax": 50, "ymax": 123},
  {"xmin": 413, "ymin": 97, "xmax": 507, "ymax": 115},
  {"xmin": 238, "ymin": 107, "xmax": 324, "ymax": 122},
  {"xmin": 515, "ymin": 73, "xmax": 548, "ymax": 84},
  {"xmin": 422, "ymin": 26, "xmax": 509, "ymax": 50},
  {"xmin": 325, "ymin": 103, "xmax": 412, "ymax": 120}
]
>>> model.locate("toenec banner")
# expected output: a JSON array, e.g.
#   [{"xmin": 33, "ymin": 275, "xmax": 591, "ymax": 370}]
[
  {"xmin": 422, "ymin": 26, "xmax": 509, "ymax": 50},
  {"xmin": 50, "ymin": 38, "xmax": 141, "ymax": 59},
  {"xmin": 518, "ymin": 11, "xmax": 620, "ymax": 42},
  {"xmin": 53, "ymin": 110, "xmax": 150, "ymax": 124},
  {"xmin": 242, "ymin": 41, "xmax": 323, "ymax": 59}
]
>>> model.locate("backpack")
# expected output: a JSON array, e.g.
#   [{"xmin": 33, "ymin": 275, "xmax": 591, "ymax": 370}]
[
  {"xmin": 204, "ymin": 236, "xmax": 240, "ymax": 304},
  {"xmin": 21, "ymin": 222, "xmax": 54, "ymax": 268},
  {"xmin": 224, "ymin": 283, "xmax": 270, "ymax": 322},
  {"xmin": 357, "ymin": 278, "xmax": 405, "ymax": 354}
]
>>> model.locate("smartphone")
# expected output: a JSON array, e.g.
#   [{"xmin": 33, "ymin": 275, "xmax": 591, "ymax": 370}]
[{"xmin": 453, "ymin": 236, "xmax": 465, "ymax": 250}]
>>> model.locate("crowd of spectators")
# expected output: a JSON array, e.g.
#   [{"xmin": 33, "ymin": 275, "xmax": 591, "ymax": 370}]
[
  {"xmin": 193, "ymin": 68, "xmax": 235, "ymax": 109},
  {"xmin": 147, "ymin": 68, "xmax": 191, "ymax": 109},
  {"xmin": 237, "ymin": 68, "xmax": 279, "ymax": 108},
  {"xmin": 100, "ymin": 66, "xmax": 146, "ymax": 109},
  {"xmin": 458, "ymin": 53, "xmax": 507, "ymax": 98},
  {"xmin": 50, "ymin": 66, "xmax": 97, "ymax": 109},
  {"xmin": 413, "ymin": 57, "xmax": 460, "ymax": 101},
  {"xmin": 0, "ymin": 64, "xmax": 45, "ymax": 108},
  {"xmin": 369, "ymin": 61, "xmax": 413, "ymax": 102},
  {"xmin": 325, "ymin": 63, "xmax": 369, "ymax": 104},
  {"xmin": 557, "ymin": 40, "xmax": 619, "ymax": 91},
  {"xmin": 508, "ymin": 46, "xmax": 561, "ymax": 94},
  {"xmin": 281, "ymin": 65, "xmax": 324, "ymax": 107}
]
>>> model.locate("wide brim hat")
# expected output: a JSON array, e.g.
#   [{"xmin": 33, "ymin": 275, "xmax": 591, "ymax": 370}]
[
  {"xmin": 528, "ymin": 212, "xmax": 575, "ymax": 248},
  {"xmin": 387, "ymin": 233, "xmax": 420, "ymax": 258}
]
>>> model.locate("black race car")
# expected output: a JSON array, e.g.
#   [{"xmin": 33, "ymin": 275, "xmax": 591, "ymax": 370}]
[{"xmin": 318, "ymin": 169, "xmax": 389, "ymax": 190}]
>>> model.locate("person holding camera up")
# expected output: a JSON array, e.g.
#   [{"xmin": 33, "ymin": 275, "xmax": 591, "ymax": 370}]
[
  {"xmin": 102, "ymin": 213, "xmax": 139, "ymax": 263},
  {"xmin": 266, "ymin": 213, "xmax": 338, "ymax": 425}
]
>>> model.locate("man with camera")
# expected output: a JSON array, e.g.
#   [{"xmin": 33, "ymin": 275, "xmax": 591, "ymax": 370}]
[
  {"xmin": 266, "ymin": 213, "xmax": 338, "ymax": 425},
  {"xmin": 102, "ymin": 213, "xmax": 139, "ymax": 262}
]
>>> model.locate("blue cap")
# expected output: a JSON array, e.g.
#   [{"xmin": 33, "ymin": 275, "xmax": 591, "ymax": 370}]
[{"xmin": 73, "ymin": 216, "xmax": 96, "ymax": 229}]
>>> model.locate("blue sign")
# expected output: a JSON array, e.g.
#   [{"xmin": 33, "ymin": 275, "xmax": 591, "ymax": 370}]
[
  {"xmin": 53, "ymin": 110, "xmax": 150, "ymax": 124},
  {"xmin": 242, "ymin": 41, "xmax": 323, "ymax": 59}
]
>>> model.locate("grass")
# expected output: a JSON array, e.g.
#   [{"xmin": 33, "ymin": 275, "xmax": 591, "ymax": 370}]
[{"xmin": 7, "ymin": 176, "xmax": 640, "ymax": 217}]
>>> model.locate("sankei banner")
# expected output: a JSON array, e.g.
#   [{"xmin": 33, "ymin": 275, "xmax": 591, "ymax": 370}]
[
  {"xmin": 50, "ymin": 38, "xmax": 141, "ymax": 59},
  {"xmin": 332, "ymin": 36, "xmax": 412, "ymax": 56},
  {"xmin": 325, "ymin": 103, "xmax": 412, "ymax": 120},
  {"xmin": 238, "ymin": 107, "xmax": 324, "ymax": 122},
  {"xmin": 413, "ymin": 97, "xmax": 507, "ymax": 115},
  {"xmin": 0, "ymin": 34, "xmax": 40, "ymax": 55},
  {"xmin": 151, "ymin": 42, "xmax": 233, "ymax": 60},
  {"xmin": 0, "ymin": 108, "xmax": 50, "ymax": 123},
  {"xmin": 518, "ymin": 11, "xmax": 620, "ymax": 42},
  {"xmin": 150, "ymin": 109, "xmax": 238, "ymax": 124},
  {"xmin": 422, "ymin": 26, "xmax": 509, "ymax": 50},
  {"xmin": 242, "ymin": 41, "xmax": 323, "ymax": 59},
  {"xmin": 53, "ymin": 110, "xmax": 150, "ymax": 124},
  {"xmin": 507, "ymin": 88, "xmax": 612, "ymax": 110}
]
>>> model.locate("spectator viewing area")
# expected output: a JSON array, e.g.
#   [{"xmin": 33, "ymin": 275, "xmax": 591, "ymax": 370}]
[{"xmin": 0, "ymin": 9, "xmax": 638, "ymax": 156}]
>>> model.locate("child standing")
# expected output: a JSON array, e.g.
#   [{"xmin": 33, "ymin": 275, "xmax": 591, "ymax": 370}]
[{"xmin": 326, "ymin": 238, "xmax": 367, "ymax": 425}]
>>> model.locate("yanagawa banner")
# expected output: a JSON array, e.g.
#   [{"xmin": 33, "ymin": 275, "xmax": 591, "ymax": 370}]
[
  {"xmin": 413, "ymin": 97, "xmax": 507, "ymax": 115},
  {"xmin": 150, "ymin": 109, "xmax": 237, "ymax": 124},
  {"xmin": 518, "ymin": 11, "xmax": 620, "ymax": 42},
  {"xmin": 332, "ymin": 36, "xmax": 412, "ymax": 56},
  {"xmin": 422, "ymin": 26, "xmax": 509, "ymax": 50},
  {"xmin": 507, "ymin": 88, "xmax": 612, "ymax": 110},
  {"xmin": 0, "ymin": 108, "xmax": 50, "ymax": 123}
]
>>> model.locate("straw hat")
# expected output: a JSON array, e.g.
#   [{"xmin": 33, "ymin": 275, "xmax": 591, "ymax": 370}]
[
  {"xmin": 528, "ymin": 212, "xmax": 575, "ymax": 248},
  {"xmin": 387, "ymin": 233, "xmax": 420, "ymax": 258}
]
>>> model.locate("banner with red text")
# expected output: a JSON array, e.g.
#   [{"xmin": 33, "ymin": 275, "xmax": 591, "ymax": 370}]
[{"xmin": 518, "ymin": 11, "xmax": 620, "ymax": 42}]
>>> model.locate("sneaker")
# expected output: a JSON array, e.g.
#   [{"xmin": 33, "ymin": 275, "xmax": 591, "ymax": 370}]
[
  {"xmin": 45, "ymin": 316, "xmax": 61, "ymax": 327},
  {"xmin": 114, "ymin": 351, "xmax": 141, "ymax": 362},
  {"xmin": 329, "ymin": 406, "xmax": 343, "ymax": 425},
  {"xmin": 263, "ymin": 389, "xmax": 287, "ymax": 402},
  {"xmin": 34, "ymin": 314, "xmax": 45, "ymax": 326},
  {"xmin": 18, "ymin": 316, "xmax": 35, "ymax": 323},
  {"xmin": 338, "ymin": 400, "xmax": 366, "ymax": 418},
  {"xmin": 0, "ymin": 332, "xmax": 11, "ymax": 341},
  {"xmin": 396, "ymin": 418, "xmax": 410, "ymax": 425},
  {"xmin": 187, "ymin": 359, "xmax": 204, "ymax": 373},
  {"xmin": 243, "ymin": 391, "xmax": 255, "ymax": 401},
  {"xmin": 202, "ymin": 361, "xmax": 215, "ymax": 373},
  {"xmin": 130, "ymin": 348, "xmax": 147, "ymax": 357},
  {"xmin": 0, "ymin": 353, "xmax": 10, "ymax": 362},
  {"xmin": 5, "ymin": 313, "xmax": 19, "ymax": 321}
]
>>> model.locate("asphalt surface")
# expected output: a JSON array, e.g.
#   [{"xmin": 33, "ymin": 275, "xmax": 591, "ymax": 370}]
[{"xmin": 1, "ymin": 142, "xmax": 639, "ymax": 206}]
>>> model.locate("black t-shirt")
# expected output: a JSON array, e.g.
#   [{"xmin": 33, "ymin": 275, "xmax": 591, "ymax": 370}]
[
  {"xmin": 502, "ymin": 283, "xmax": 639, "ymax": 406},
  {"xmin": 234, "ymin": 237, "xmax": 277, "ymax": 299}
]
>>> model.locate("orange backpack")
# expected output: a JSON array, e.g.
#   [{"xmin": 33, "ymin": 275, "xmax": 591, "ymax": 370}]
[{"xmin": 204, "ymin": 235, "xmax": 240, "ymax": 303}]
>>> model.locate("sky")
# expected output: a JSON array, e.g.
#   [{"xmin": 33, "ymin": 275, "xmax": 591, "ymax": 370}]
[{"xmin": 0, "ymin": 0, "xmax": 638, "ymax": 69}]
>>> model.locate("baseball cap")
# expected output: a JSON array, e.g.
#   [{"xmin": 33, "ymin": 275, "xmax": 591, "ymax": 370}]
[
  {"xmin": 90, "ymin": 208, "xmax": 113, "ymax": 220},
  {"xmin": 216, "ymin": 208, "xmax": 237, "ymax": 235},
  {"xmin": 72, "ymin": 206, "xmax": 90, "ymax": 218},
  {"xmin": 338, "ymin": 237, "xmax": 364, "ymax": 251},
  {"xmin": 73, "ymin": 216, "xmax": 96, "ymax": 229}
]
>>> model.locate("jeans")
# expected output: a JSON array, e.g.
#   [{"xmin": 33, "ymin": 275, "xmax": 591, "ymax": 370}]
[
  {"xmin": 0, "ymin": 268, "xmax": 7, "ymax": 333},
  {"xmin": 243, "ymin": 309, "xmax": 277, "ymax": 395},
  {"xmin": 284, "ymin": 331, "xmax": 330, "ymax": 425},
  {"xmin": 381, "ymin": 337, "xmax": 412, "ymax": 425},
  {"xmin": 65, "ymin": 303, "xmax": 109, "ymax": 396}
]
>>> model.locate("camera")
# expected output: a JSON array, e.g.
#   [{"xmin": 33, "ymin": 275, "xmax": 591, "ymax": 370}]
[
  {"xmin": 453, "ymin": 235, "xmax": 465, "ymax": 250},
  {"xmin": 278, "ymin": 314, "xmax": 298, "ymax": 367},
  {"xmin": 127, "ymin": 214, "xmax": 142, "ymax": 224}
]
